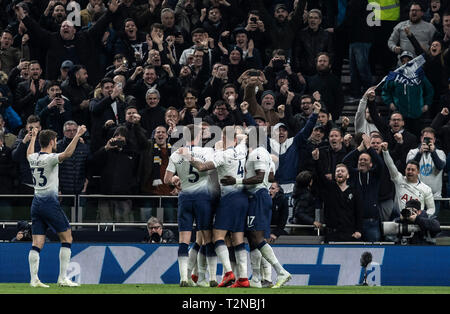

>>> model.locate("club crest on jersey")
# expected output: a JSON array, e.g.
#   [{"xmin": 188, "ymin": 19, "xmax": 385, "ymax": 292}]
[{"xmin": 348, "ymin": 193, "xmax": 353, "ymax": 200}]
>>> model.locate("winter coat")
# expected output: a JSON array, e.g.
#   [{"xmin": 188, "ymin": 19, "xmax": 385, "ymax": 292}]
[
  {"xmin": 292, "ymin": 186, "xmax": 317, "ymax": 225},
  {"xmin": 57, "ymin": 136, "xmax": 91, "ymax": 194},
  {"xmin": 92, "ymin": 145, "xmax": 139, "ymax": 195},
  {"xmin": 271, "ymin": 190, "xmax": 289, "ymax": 237}
]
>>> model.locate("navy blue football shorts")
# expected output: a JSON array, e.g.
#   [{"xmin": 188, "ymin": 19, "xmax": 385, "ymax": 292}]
[
  {"xmin": 178, "ymin": 191, "xmax": 212, "ymax": 232},
  {"xmin": 31, "ymin": 194, "xmax": 71, "ymax": 235},
  {"xmin": 214, "ymin": 191, "xmax": 249, "ymax": 232},
  {"xmin": 246, "ymin": 188, "xmax": 272, "ymax": 237}
]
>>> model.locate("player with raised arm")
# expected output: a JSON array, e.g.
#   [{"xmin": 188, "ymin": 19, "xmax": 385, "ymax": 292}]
[
  {"xmin": 181, "ymin": 126, "xmax": 250, "ymax": 288},
  {"xmin": 221, "ymin": 126, "xmax": 292, "ymax": 289},
  {"xmin": 26, "ymin": 125, "xmax": 86, "ymax": 288},
  {"xmin": 164, "ymin": 124, "xmax": 217, "ymax": 287}
]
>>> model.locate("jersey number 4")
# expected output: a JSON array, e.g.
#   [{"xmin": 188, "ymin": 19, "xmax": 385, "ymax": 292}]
[
  {"xmin": 237, "ymin": 160, "xmax": 244, "ymax": 178},
  {"xmin": 31, "ymin": 168, "xmax": 48, "ymax": 187}
]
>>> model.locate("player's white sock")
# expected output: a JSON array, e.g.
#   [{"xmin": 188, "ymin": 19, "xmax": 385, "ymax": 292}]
[
  {"xmin": 187, "ymin": 242, "xmax": 200, "ymax": 277},
  {"xmin": 197, "ymin": 245, "xmax": 207, "ymax": 282},
  {"xmin": 234, "ymin": 243, "xmax": 247, "ymax": 279},
  {"xmin": 214, "ymin": 240, "xmax": 232, "ymax": 274},
  {"xmin": 28, "ymin": 246, "xmax": 40, "ymax": 283},
  {"xmin": 250, "ymin": 248, "xmax": 262, "ymax": 281},
  {"xmin": 178, "ymin": 243, "xmax": 189, "ymax": 282},
  {"xmin": 261, "ymin": 256, "xmax": 272, "ymax": 282},
  {"xmin": 228, "ymin": 246, "xmax": 237, "ymax": 275},
  {"xmin": 258, "ymin": 241, "xmax": 284, "ymax": 275},
  {"xmin": 206, "ymin": 242, "xmax": 217, "ymax": 282},
  {"xmin": 58, "ymin": 243, "xmax": 72, "ymax": 282}
]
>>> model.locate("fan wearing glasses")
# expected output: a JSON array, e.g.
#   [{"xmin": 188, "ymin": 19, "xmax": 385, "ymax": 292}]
[{"xmin": 144, "ymin": 217, "xmax": 176, "ymax": 244}]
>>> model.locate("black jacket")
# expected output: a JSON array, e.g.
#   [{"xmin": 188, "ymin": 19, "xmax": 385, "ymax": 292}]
[
  {"xmin": 61, "ymin": 80, "xmax": 94, "ymax": 127},
  {"xmin": 13, "ymin": 79, "xmax": 50, "ymax": 123},
  {"xmin": 342, "ymin": 148, "xmax": 383, "ymax": 219},
  {"xmin": 316, "ymin": 145, "xmax": 350, "ymax": 182},
  {"xmin": 292, "ymin": 186, "xmax": 317, "ymax": 225},
  {"xmin": 305, "ymin": 71, "xmax": 344, "ymax": 121},
  {"xmin": 140, "ymin": 106, "xmax": 166, "ymax": 139},
  {"xmin": 322, "ymin": 181, "xmax": 363, "ymax": 235},
  {"xmin": 89, "ymin": 95, "xmax": 127, "ymax": 154},
  {"xmin": 293, "ymin": 27, "xmax": 334, "ymax": 75},
  {"xmin": 271, "ymin": 190, "xmax": 289, "ymax": 237},
  {"xmin": 92, "ymin": 145, "xmax": 139, "ymax": 195}
]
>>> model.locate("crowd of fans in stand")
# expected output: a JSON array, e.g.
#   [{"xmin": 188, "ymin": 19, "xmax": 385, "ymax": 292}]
[{"xmin": 0, "ymin": 0, "xmax": 448, "ymax": 243}]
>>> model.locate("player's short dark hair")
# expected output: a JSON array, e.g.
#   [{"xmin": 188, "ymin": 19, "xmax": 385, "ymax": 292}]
[{"xmin": 39, "ymin": 129, "xmax": 57, "ymax": 148}]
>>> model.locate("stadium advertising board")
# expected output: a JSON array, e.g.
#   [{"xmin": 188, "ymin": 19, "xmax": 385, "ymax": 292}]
[{"xmin": 1, "ymin": 243, "xmax": 449, "ymax": 286}]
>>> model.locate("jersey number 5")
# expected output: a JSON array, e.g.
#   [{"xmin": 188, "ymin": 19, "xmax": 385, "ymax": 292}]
[
  {"xmin": 32, "ymin": 168, "xmax": 48, "ymax": 187},
  {"xmin": 188, "ymin": 165, "xmax": 200, "ymax": 183}
]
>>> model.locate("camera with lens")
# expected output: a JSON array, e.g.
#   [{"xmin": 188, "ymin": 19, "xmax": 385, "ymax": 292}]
[
  {"xmin": 150, "ymin": 232, "xmax": 161, "ymax": 243},
  {"xmin": 401, "ymin": 207, "xmax": 416, "ymax": 219},
  {"xmin": 423, "ymin": 137, "xmax": 431, "ymax": 146},
  {"xmin": 272, "ymin": 59, "xmax": 286, "ymax": 72},
  {"xmin": 17, "ymin": 220, "xmax": 32, "ymax": 241},
  {"xmin": 110, "ymin": 139, "xmax": 125, "ymax": 148},
  {"xmin": 250, "ymin": 17, "xmax": 258, "ymax": 23}
]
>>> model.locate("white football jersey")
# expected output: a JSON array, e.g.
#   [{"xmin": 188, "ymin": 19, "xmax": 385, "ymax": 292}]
[
  {"xmin": 213, "ymin": 142, "xmax": 248, "ymax": 196},
  {"xmin": 27, "ymin": 152, "xmax": 61, "ymax": 196},
  {"xmin": 245, "ymin": 146, "xmax": 272, "ymax": 193},
  {"xmin": 167, "ymin": 146, "xmax": 215, "ymax": 194},
  {"xmin": 383, "ymin": 150, "xmax": 435, "ymax": 215},
  {"xmin": 262, "ymin": 160, "xmax": 276, "ymax": 189}
]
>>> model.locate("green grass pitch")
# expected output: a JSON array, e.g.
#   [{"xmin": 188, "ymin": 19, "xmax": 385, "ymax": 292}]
[{"xmin": 1, "ymin": 283, "xmax": 450, "ymax": 294}]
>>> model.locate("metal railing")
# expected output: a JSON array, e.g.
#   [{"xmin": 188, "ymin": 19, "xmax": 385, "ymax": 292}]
[{"xmin": 0, "ymin": 195, "xmax": 449, "ymax": 236}]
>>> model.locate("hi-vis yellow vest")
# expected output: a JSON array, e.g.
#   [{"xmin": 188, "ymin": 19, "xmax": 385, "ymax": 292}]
[{"xmin": 368, "ymin": 0, "xmax": 400, "ymax": 21}]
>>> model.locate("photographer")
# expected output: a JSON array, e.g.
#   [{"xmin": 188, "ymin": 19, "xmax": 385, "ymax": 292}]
[
  {"xmin": 143, "ymin": 217, "xmax": 176, "ymax": 244},
  {"xmin": 11, "ymin": 221, "xmax": 33, "ymax": 242},
  {"xmin": 392, "ymin": 199, "xmax": 441, "ymax": 245}
]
